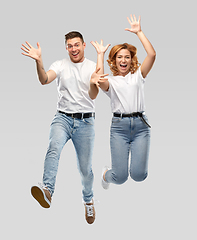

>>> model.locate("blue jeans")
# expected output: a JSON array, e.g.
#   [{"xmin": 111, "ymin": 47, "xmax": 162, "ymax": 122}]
[
  {"xmin": 43, "ymin": 111, "xmax": 95, "ymax": 203},
  {"xmin": 105, "ymin": 113, "xmax": 151, "ymax": 184}
]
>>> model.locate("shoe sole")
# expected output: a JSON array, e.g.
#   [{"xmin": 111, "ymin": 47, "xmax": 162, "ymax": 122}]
[{"xmin": 31, "ymin": 186, "xmax": 50, "ymax": 208}]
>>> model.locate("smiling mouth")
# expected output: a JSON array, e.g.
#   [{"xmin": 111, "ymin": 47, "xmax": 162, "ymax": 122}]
[
  {"xmin": 120, "ymin": 64, "xmax": 127, "ymax": 68},
  {"xmin": 72, "ymin": 52, "xmax": 79, "ymax": 57}
]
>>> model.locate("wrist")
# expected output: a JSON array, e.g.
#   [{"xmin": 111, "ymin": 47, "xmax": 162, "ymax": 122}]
[
  {"xmin": 36, "ymin": 56, "xmax": 42, "ymax": 64},
  {"xmin": 90, "ymin": 79, "xmax": 96, "ymax": 85},
  {"xmin": 136, "ymin": 30, "xmax": 143, "ymax": 36},
  {"xmin": 97, "ymin": 52, "xmax": 105, "ymax": 56}
]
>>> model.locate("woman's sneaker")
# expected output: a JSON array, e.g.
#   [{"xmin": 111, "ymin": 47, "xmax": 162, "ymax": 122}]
[
  {"xmin": 31, "ymin": 183, "xmax": 51, "ymax": 208},
  {"xmin": 101, "ymin": 166, "xmax": 110, "ymax": 190}
]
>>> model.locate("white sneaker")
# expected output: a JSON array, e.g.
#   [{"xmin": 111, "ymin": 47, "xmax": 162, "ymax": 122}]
[{"xmin": 101, "ymin": 166, "xmax": 110, "ymax": 190}]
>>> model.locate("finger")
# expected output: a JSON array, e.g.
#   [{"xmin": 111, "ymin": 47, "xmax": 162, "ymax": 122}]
[
  {"xmin": 98, "ymin": 78, "xmax": 108, "ymax": 83},
  {"xmin": 138, "ymin": 15, "xmax": 141, "ymax": 24},
  {"xmin": 21, "ymin": 47, "xmax": 29, "ymax": 54},
  {"xmin": 101, "ymin": 39, "xmax": 103, "ymax": 45},
  {"xmin": 22, "ymin": 44, "xmax": 30, "ymax": 51},
  {"xmin": 125, "ymin": 28, "xmax": 131, "ymax": 32},
  {"xmin": 90, "ymin": 41, "xmax": 96, "ymax": 47},
  {"xmin": 105, "ymin": 43, "xmax": 111, "ymax": 50},
  {"xmin": 133, "ymin": 14, "xmax": 137, "ymax": 22},
  {"xmin": 101, "ymin": 73, "xmax": 109, "ymax": 77},
  {"xmin": 21, "ymin": 52, "xmax": 29, "ymax": 57},
  {"xmin": 25, "ymin": 41, "xmax": 32, "ymax": 48},
  {"xmin": 90, "ymin": 41, "xmax": 98, "ymax": 49},
  {"xmin": 130, "ymin": 14, "xmax": 134, "ymax": 22},
  {"xmin": 127, "ymin": 16, "xmax": 132, "ymax": 26}
]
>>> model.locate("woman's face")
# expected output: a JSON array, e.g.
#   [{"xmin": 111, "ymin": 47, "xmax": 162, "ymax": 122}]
[{"xmin": 116, "ymin": 49, "xmax": 131, "ymax": 77}]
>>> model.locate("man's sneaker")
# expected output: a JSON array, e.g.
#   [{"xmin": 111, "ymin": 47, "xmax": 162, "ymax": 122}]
[
  {"xmin": 101, "ymin": 166, "xmax": 110, "ymax": 190},
  {"xmin": 84, "ymin": 199, "xmax": 95, "ymax": 224},
  {"xmin": 31, "ymin": 183, "xmax": 51, "ymax": 208}
]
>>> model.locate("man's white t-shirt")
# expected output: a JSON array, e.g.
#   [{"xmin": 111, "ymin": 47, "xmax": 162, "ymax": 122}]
[
  {"xmin": 49, "ymin": 58, "xmax": 96, "ymax": 113},
  {"xmin": 105, "ymin": 67, "xmax": 146, "ymax": 114}
]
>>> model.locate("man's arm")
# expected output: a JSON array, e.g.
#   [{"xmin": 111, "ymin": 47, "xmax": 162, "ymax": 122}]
[
  {"xmin": 89, "ymin": 69, "xmax": 109, "ymax": 100},
  {"xmin": 21, "ymin": 41, "xmax": 56, "ymax": 85}
]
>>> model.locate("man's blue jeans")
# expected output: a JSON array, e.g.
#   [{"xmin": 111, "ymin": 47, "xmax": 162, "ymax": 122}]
[
  {"xmin": 43, "ymin": 111, "xmax": 95, "ymax": 203},
  {"xmin": 105, "ymin": 114, "xmax": 151, "ymax": 184}
]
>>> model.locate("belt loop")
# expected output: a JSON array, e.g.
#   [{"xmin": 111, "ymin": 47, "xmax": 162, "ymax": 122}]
[
  {"xmin": 120, "ymin": 113, "xmax": 123, "ymax": 119},
  {"xmin": 81, "ymin": 113, "xmax": 84, "ymax": 119},
  {"xmin": 71, "ymin": 113, "xmax": 74, "ymax": 118}
]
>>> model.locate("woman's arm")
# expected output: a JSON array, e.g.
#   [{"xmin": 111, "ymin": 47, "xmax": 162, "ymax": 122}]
[
  {"xmin": 125, "ymin": 14, "xmax": 156, "ymax": 78},
  {"xmin": 89, "ymin": 40, "xmax": 110, "ymax": 99}
]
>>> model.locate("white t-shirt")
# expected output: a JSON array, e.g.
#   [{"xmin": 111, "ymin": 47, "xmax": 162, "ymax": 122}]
[
  {"xmin": 49, "ymin": 58, "xmax": 96, "ymax": 113},
  {"xmin": 105, "ymin": 67, "xmax": 146, "ymax": 113}
]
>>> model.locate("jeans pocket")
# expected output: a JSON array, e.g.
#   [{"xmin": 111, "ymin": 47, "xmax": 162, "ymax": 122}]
[
  {"xmin": 140, "ymin": 115, "xmax": 151, "ymax": 128},
  {"xmin": 83, "ymin": 117, "xmax": 94, "ymax": 125},
  {"xmin": 112, "ymin": 117, "xmax": 122, "ymax": 124}
]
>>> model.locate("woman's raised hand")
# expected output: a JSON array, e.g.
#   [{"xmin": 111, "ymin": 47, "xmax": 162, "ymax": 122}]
[
  {"xmin": 91, "ymin": 40, "xmax": 111, "ymax": 54},
  {"xmin": 125, "ymin": 14, "xmax": 141, "ymax": 34}
]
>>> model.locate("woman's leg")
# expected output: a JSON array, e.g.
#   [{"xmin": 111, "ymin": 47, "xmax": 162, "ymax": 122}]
[
  {"xmin": 105, "ymin": 117, "xmax": 131, "ymax": 185},
  {"xmin": 130, "ymin": 116, "xmax": 151, "ymax": 182}
]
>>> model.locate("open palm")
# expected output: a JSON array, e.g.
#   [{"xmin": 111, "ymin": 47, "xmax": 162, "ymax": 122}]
[
  {"xmin": 125, "ymin": 14, "xmax": 141, "ymax": 34},
  {"xmin": 91, "ymin": 40, "xmax": 110, "ymax": 54},
  {"xmin": 21, "ymin": 41, "xmax": 42, "ymax": 61}
]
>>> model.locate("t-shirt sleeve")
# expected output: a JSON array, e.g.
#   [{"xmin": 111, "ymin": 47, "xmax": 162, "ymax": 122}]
[
  {"xmin": 138, "ymin": 66, "xmax": 146, "ymax": 84},
  {"xmin": 49, "ymin": 60, "xmax": 62, "ymax": 78},
  {"xmin": 90, "ymin": 62, "xmax": 96, "ymax": 75},
  {"xmin": 102, "ymin": 78, "xmax": 111, "ymax": 98},
  {"xmin": 87, "ymin": 61, "xmax": 97, "ymax": 83}
]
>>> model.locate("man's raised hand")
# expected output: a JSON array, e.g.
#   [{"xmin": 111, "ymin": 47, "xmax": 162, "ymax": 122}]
[{"xmin": 21, "ymin": 41, "xmax": 42, "ymax": 61}]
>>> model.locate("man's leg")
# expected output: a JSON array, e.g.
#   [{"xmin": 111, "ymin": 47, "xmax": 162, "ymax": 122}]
[
  {"xmin": 43, "ymin": 112, "xmax": 72, "ymax": 196},
  {"xmin": 31, "ymin": 112, "xmax": 72, "ymax": 208},
  {"xmin": 71, "ymin": 117, "xmax": 95, "ymax": 203},
  {"xmin": 71, "ymin": 117, "xmax": 95, "ymax": 224}
]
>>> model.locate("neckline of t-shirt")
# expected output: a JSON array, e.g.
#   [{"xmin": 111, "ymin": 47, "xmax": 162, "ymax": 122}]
[
  {"xmin": 113, "ymin": 72, "xmax": 131, "ymax": 79},
  {"xmin": 70, "ymin": 58, "xmax": 86, "ymax": 66}
]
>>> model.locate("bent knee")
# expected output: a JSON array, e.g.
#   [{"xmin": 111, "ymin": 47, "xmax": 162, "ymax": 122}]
[
  {"xmin": 113, "ymin": 173, "xmax": 128, "ymax": 185},
  {"xmin": 130, "ymin": 171, "xmax": 148, "ymax": 182}
]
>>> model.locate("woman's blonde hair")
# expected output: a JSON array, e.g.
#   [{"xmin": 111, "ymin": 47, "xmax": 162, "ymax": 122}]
[{"xmin": 107, "ymin": 43, "xmax": 141, "ymax": 76}]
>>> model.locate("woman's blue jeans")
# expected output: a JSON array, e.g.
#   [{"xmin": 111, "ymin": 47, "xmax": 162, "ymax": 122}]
[
  {"xmin": 105, "ymin": 113, "xmax": 151, "ymax": 184},
  {"xmin": 43, "ymin": 111, "xmax": 95, "ymax": 203}
]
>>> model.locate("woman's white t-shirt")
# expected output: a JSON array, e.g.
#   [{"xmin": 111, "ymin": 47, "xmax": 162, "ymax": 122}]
[{"xmin": 105, "ymin": 67, "xmax": 146, "ymax": 114}]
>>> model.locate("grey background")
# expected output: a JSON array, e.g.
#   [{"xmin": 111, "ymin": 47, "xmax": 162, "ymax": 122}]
[{"xmin": 1, "ymin": 0, "xmax": 196, "ymax": 239}]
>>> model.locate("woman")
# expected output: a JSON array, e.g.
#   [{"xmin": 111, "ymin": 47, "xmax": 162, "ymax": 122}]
[{"xmin": 90, "ymin": 14, "xmax": 156, "ymax": 189}]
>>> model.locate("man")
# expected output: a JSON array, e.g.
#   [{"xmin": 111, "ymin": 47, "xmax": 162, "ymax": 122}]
[{"xmin": 21, "ymin": 31, "xmax": 109, "ymax": 224}]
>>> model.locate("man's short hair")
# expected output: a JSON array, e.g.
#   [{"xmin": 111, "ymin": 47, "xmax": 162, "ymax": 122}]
[{"xmin": 65, "ymin": 31, "xmax": 84, "ymax": 44}]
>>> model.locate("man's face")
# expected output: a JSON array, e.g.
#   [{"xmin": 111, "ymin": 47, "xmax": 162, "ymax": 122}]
[{"xmin": 66, "ymin": 37, "xmax": 86, "ymax": 63}]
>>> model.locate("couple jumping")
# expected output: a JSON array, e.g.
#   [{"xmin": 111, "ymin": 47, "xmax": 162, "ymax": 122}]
[{"xmin": 21, "ymin": 14, "xmax": 156, "ymax": 224}]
